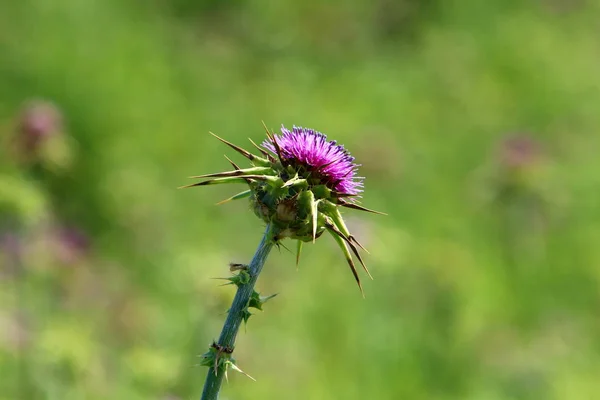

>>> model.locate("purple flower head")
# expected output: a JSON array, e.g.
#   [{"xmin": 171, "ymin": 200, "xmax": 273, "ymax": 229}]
[
  {"xmin": 18, "ymin": 100, "xmax": 63, "ymax": 151},
  {"xmin": 498, "ymin": 135, "xmax": 541, "ymax": 169},
  {"xmin": 53, "ymin": 226, "xmax": 90, "ymax": 265},
  {"xmin": 262, "ymin": 125, "xmax": 363, "ymax": 196}
]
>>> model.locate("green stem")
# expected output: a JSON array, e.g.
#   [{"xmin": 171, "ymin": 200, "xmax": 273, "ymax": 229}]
[{"xmin": 200, "ymin": 224, "xmax": 275, "ymax": 400}]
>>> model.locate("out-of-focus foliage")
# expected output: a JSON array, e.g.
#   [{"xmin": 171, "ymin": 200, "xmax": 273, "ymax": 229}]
[{"xmin": 1, "ymin": 0, "xmax": 600, "ymax": 399}]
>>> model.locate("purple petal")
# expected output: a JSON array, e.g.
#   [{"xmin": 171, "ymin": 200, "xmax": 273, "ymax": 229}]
[{"xmin": 262, "ymin": 125, "xmax": 363, "ymax": 196}]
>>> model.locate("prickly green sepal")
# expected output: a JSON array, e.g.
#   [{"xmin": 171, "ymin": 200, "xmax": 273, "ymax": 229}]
[
  {"xmin": 321, "ymin": 201, "xmax": 351, "ymax": 237},
  {"xmin": 310, "ymin": 194, "xmax": 320, "ymax": 242},
  {"xmin": 179, "ymin": 175, "xmax": 269, "ymax": 188},
  {"xmin": 312, "ymin": 184, "xmax": 331, "ymax": 199},
  {"xmin": 260, "ymin": 175, "xmax": 285, "ymax": 187},
  {"xmin": 281, "ymin": 172, "xmax": 299, "ymax": 187},
  {"xmin": 286, "ymin": 164, "xmax": 297, "ymax": 175},
  {"xmin": 296, "ymin": 190, "xmax": 313, "ymax": 214},
  {"xmin": 250, "ymin": 157, "xmax": 272, "ymax": 168},
  {"xmin": 338, "ymin": 200, "xmax": 387, "ymax": 215},
  {"xmin": 217, "ymin": 189, "xmax": 252, "ymax": 205},
  {"xmin": 209, "ymin": 131, "xmax": 271, "ymax": 167},
  {"xmin": 190, "ymin": 166, "xmax": 274, "ymax": 179},
  {"xmin": 248, "ymin": 137, "xmax": 273, "ymax": 159},
  {"xmin": 282, "ymin": 175, "xmax": 308, "ymax": 189},
  {"xmin": 325, "ymin": 216, "xmax": 372, "ymax": 280},
  {"xmin": 327, "ymin": 227, "xmax": 364, "ymax": 296},
  {"xmin": 296, "ymin": 240, "xmax": 303, "ymax": 267}
]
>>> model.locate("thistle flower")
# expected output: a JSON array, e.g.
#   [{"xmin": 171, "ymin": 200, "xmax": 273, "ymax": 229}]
[
  {"xmin": 183, "ymin": 123, "xmax": 383, "ymax": 293},
  {"xmin": 187, "ymin": 123, "xmax": 384, "ymax": 399},
  {"xmin": 18, "ymin": 100, "xmax": 63, "ymax": 152},
  {"xmin": 498, "ymin": 135, "xmax": 541, "ymax": 171},
  {"xmin": 12, "ymin": 99, "xmax": 73, "ymax": 170}
]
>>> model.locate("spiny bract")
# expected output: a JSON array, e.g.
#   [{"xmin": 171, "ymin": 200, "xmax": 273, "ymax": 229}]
[{"xmin": 182, "ymin": 123, "xmax": 384, "ymax": 294}]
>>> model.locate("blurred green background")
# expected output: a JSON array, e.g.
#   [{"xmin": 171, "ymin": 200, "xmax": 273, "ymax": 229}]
[{"xmin": 2, "ymin": 0, "xmax": 600, "ymax": 399}]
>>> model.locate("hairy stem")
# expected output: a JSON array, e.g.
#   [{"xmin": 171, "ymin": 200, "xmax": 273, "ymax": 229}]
[{"xmin": 200, "ymin": 224, "xmax": 275, "ymax": 400}]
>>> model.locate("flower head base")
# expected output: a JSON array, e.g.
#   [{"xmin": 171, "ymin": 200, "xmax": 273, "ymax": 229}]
[{"xmin": 182, "ymin": 123, "xmax": 384, "ymax": 295}]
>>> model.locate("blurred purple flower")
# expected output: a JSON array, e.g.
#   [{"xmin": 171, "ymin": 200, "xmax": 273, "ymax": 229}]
[
  {"xmin": 498, "ymin": 135, "xmax": 541, "ymax": 170},
  {"xmin": 16, "ymin": 99, "xmax": 63, "ymax": 155},
  {"xmin": 262, "ymin": 125, "xmax": 363, "ymax": 196},
  {"xmin": 54, "ymin": 226, "xmax": 90, "ymax": 265}
]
